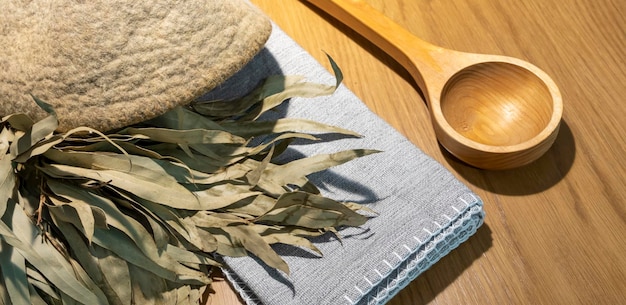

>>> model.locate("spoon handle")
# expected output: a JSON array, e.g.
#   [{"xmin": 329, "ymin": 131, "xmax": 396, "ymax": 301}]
[{"xmin": 304, "ymin": 0, "xmax": 441, "ymax": 89}]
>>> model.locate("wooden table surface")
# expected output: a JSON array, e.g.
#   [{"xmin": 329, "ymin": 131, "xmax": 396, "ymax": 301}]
[{"xmin": 206, "ymin": 0, "xmax": 626, "ymax": 304}]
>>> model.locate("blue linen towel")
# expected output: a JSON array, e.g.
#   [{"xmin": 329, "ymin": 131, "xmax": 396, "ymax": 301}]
[{"xmin": 205, "ymin": 22, "xmax": 485, "ymax": 305}]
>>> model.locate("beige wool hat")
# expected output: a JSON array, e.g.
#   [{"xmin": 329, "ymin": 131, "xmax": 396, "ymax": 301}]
[{"xmin": 0, "ymin": 0, "xmax": 271, "ymax": 132}]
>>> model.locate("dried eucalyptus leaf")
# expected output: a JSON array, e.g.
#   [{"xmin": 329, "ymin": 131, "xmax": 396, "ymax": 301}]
[
  {"xmin": 132, "ymin": 194, "xmax": 220, "ymax": 254},
  {"xmin": 268, "ymin": 227, "xmax": 326, "ymax": 238},
  {"xmin": 187, "ymin": 211, "xmax": 246, "ymax": 229},
  {"xmin": 326, "ymin": 53, "xmax": 344, "ymax": 87},
  {"xmin": 57, "ymin": 140, "xmax": 161, "ymax": 161},
  {"xmin": 0, "ymin": 158, "xmax": 16, "ymax": 218},
  {"xmin": 246, "ymin": 144, "xmax": 274, "ymax": 186},
  {"xmin": 91, "ymin": 245, "xmax": 132, "ymax": 305},
  {"xmin": 9, "ymin": 114, "xmax": 56, "ymax": 159},
  {"xmin": 91, "ymin": 227, "xmax": 210, "ymax": 286},
  {"xmin": 189, "ymin": 226, "xmax": 219, "ymax": 254},
  {"xmin": 137, "ymin": 198, "xmax": 214, "ymax": 252},
  {"xmin": 193, "ymin": 163, "xmax": 251, "ymax": 185},
  {"xmin": 1, "ymin": 203, "xmax": 104, "ymax": 305},
  {"xmin": 146, "ymin": 106, "xmax": 226, "ymax": 131},
  {"xmin": 259, "ymin": 206, "xmax": 352, "ymax": 229},
  {"xmin": 0, "ymin": 127, "xmax": 13, "ymax": 156},
  {"xmin": 123, "ymin": 127, "xmax": 245, "ymax": 145},
  {"xmin": 0, "ymin": 280, "xmax": 9, "ymax": 305},
  {"xmin": 174, "ymin": 284, "xmax": 205, "ymax": 305},
  {"xmin": 273, "ymin": 191, "xmax": 360, "ymax": 215},
  {"xmin": 188, "ymin": 143, "xmax": 245, "ymax": 165},
  {"xmin": 9, "ymin": 97, "xmax": 58, "ymax": 159},
  {"xmin": 147, "ymin": 216, "xmax": 170, "ymax": 252},
  {"xmin": 51, "ymin": 216, "xmax": 127, "ymax": 305},
  {"xmin": 40, "ymin": 163, "xmax": 203, "ymax": 210},
  {"xmin": 258, "ymin": 192, "xmax": 368, "ymax": 229},
  {"xmin": 51, "ymin": 182, "xmax": 165, "ymax": 263},
  {"xmin": 221, "ymin": 118, "xmax": 361, "ymax": 138},
  {"xmin": 15, "ymin": 125, "xmax": 132, "ymax": 164},
  {"xmin": 193, "ymin": 75, "xmax": 305, "ymax": 118},
  {"xmin": 12, "ymin": 135, "xmax": 64, "ymax": 163},
  {"xmin": 204, "ymin": 228, "xmax": 248, "ymax": 258},
  {"xmin": 66, "ymin": 256, "xmax": 109, "ymax": 305},
  {"xmin": 127, "ymin": 263, "xmax": 175, "ymax": 305},
  {"xmin": 27, "ymin": 284, "xmax": 49, "ymax": 305},
  {"xmin": 250, "ymin": 225, "xmax": 323, "ymax": 256},
  {"xmin": 106, "ymin": 187, "xmax": 171, "ymax": 252},
  {"xmin": 112, "ymin": 141, "xmax": 170, "ymax": 160},
  {"xmin": 298, "ymin": 180, "xmax": 321, "ymax": 195},
  {"xmin": 59, "ymin": 291, "xmax": 79, "ymax": 305},
  {"xmin": 191, "ymin": 132, "xmax": 317, "ymax": 161},
  {"xmin": 164, "ymin": 244, "xmax": 220, "ymax": 267},
  {"xmin": 0, "ymin": 240, "xmax": 30, "ymax": 305},
  {"xmin": 1, "ymin": 113, "xmax": 35, "ymax": 132},
  {"xmin": 344, "ymin": 201, "xmax": 379, "ymax": 215},
  {"xmin": 45, "ymin": 149, "xmax": 211, "ymax": 186},
  {"xmin": 247, "ymin": 81, "xmax": 336, "ymax": 121},
  {"xmin": 222, "ymin": 194, "xmax": 277, "ymax": 217},
  {"xmin": 47, "ymin": 180, "xmax": 110, "ymax": 243},
  {"xmin": 220, "ymin": 225, "xmax": 290, "ymax": 275},
  {"xmin": 191, "ymin": 183, "xmax": 261, "ymax": 210},
  {"xmin": 267, "ymin": 234, "xmax": 322, "ymax": 256},
  {"xmin": 241, "ymin": 162, "xmax": 288, "ymax": 197},
  {"xmin": 238, "ymin": 55, "xmax": 343, "ymax": 121},
  {"xmin": 264, "ymin": 149, "xmax": 381, "ymax": 187},
  {"xmin": 30, "ymin": 95, "xmax": 57, "ymax": 115},
  {"xmin": 47, "ymin": 202, "xmax": 96, "ymax": 244},
  {"xmin": 25, "ymin": 267, "xmax": 60, "ymax": 301},
  {"xmin": 57, "ymin": 126, "xmax": 133, "ymax": 156},
  {"xmin": 140, "ymin": 143, "xmax": 224, "ymax": 173}
]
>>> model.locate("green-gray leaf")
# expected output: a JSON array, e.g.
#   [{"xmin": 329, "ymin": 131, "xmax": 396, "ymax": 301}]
[
  {"xmin": 263, "ymin": 149, "xmax": 381, "ymax": 188},
  {"xmin": 39, "ymin": 163, "xmax": 203, "ymax": 210},
  {"xmin": 220, "ymin": 226, "xmax": 290, "ymax": 275},
  {"xmin": 0, "ymin": 240, "xmax": 30, "ymax": 305},
  {"xmin": 123, "ymin": 127, "xmax": 245, "ymax": 145},
  {"xmin": 0, "ymin": 201, "xmax": 105, "ymax": 305},
  {"xmin": 220, "ymin": 118, "xmax": 361, "ymax": 138},
  {"xmin": 0, "ymin": 158, "xmax": 16, "ymax": 218},
  {"xmin": 9, "ymin": 97, "xmax": 58, "ymax": 159}
]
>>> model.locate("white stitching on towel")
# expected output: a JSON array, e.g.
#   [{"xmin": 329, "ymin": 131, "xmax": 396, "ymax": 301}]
[
  {"xmin": 340, "ymin": 194, "xmax": 483, "ymax": 305},
  {"xmin": 383, "ymin": 259, "xmax": 393, "ymax": 268},
  {"xmin": 374, "ymin": 269, "xmax": 384, "ymax": 278},
  {"xmin": 355, "ymin": 285, "xmax": 364, "ymax": 295}
]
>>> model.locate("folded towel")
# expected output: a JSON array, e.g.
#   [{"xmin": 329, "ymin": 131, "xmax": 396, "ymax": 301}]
[{"xmin": 205, "ymin": 23, "xmax": 485, "ymax": 305}]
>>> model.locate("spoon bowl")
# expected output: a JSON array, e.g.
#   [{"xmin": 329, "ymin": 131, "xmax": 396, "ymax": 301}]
[{"xmin": 306, "ymin": 0, "xmax": 563, "ymax": 169}]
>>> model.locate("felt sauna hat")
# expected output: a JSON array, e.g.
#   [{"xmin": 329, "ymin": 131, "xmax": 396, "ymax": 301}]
[{"xmin": 0, "ymin": 0, "xmax": 272, "ymax": 132}]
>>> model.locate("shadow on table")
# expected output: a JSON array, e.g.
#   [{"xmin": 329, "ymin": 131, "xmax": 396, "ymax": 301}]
[
  {"xmin": 443, "ymin": 119, "xmax": 576, "ymax": 195},
  {"xmin": 389, "ymin": 223, "xmax": 493, "ymax": 304}
]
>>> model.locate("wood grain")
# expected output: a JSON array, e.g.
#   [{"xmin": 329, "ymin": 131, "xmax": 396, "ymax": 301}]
[
  {"xmin": 303, "ymin": 0, "xmax": 563, "ymax": 170},
  {"xmin": 206, "ymin": 0, "xmax": 626, "ymax": 304}
]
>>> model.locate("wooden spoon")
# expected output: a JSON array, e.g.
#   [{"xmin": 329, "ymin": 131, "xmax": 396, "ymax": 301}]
[{"xmin": 305, "ymin": 0, "xmax": 563, "ymax": 170}]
